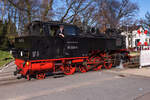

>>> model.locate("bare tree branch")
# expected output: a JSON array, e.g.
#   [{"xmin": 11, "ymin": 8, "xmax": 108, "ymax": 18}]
[
  {"xmin": 42, "ymin": 0, "xmax": 54, "ymax": 21},
  {"xmin": 60, "ymin": 0, "xmax": 76, "ymax": 22},
  {"xmin": 7, "ymin": 0, "xmax": 27, "ymax": 12}
]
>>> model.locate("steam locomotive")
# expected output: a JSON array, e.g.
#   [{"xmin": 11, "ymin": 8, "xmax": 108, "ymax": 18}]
[{"xmin": 12, "ymin": 21, "xmax": 129, "ymax": 80}]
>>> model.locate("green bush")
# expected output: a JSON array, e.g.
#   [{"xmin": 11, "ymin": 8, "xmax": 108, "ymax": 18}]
[
  {"xmin": 0, "ymin": 50, "xmax": 13, "ymax": 67},
  {"xmin": 0, "ymin": 19, "xmax": 17, "ymax": 50},
  {"xmin": 0, "ymin": 37, "xmax": 11, "ymax": 50}
]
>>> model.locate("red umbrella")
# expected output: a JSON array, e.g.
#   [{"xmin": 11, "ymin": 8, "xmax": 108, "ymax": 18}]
[
  {"xmin": 137, "ymin": 41, "xmax": 141, "ymax": 46},
  {"xmin": 137, "ymin": 29, "xmax": 141, "ymax": 35},
  {"xmin": 144, "ymin": 30, "xmax": 148, "ymax": 34},
  {"xmin": 144, "ymin": 41, "xmax": 148, "ymax": 46}
]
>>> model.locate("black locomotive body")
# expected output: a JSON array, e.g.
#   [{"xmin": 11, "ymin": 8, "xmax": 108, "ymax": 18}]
[
  {"xmin": 12, "ymin": 21, "xmax": 128, "ymax": 80},
  {"xmin": 13, "ymin": 21, "xmax": 125, "ymax": 60}
]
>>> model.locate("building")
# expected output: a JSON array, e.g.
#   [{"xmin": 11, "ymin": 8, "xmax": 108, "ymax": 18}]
[{"xmin": 121, "ymin": 26, "xmax": 150, "ymax": 48}]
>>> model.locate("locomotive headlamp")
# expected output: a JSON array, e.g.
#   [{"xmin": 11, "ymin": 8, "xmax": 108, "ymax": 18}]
[{"xmin": 26, "ymin": 62, "xmax": 30, "ymax": 66}]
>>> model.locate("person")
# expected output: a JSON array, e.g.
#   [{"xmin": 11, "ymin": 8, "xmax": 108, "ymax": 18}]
[
  {"xmin": 55, "ymin": 25, "xmax": 65, "ymax": 58},
  {"xmin": 57, "ymin": 25, "xmax": 65, "ymax": 38}
]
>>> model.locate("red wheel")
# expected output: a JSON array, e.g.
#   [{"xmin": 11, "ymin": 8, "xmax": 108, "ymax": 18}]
[
  {"xmin": 93, "ymin": 64, "xmax": 103, "ymax": 71},
  {"xmin": 79, "ymin": 65, "xmax": 87, "ymax": 73},
  {"xmin": 92, "ymin": 57, "xmax": 103, "ymax": 71},
  {"xmin": 104, "ymin": 61, "xmax": 112, "ymax": 69},
  {"xmin": 103, "ymin": 57, "xmax": 112, "ymax": 69},
  {"xmin": 36, "ymin": 73, "xmax": 45, "ymax": 80},
  {"xmin": 102, "ymin": 53, "xmax": 113, "ymax": 69},
  {"xmin": 63, "ymin": 65, "xmax": 76, "ymax": 75}
]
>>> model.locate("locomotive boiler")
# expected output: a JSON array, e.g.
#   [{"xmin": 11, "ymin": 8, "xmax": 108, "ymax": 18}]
[{"xmin": 12, "ymin": 21, "xmax": 129, "ymax": 80}]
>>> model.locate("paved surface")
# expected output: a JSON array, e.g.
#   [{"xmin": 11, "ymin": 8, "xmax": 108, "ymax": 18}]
[
  {"xmin": 0, "ymin": 61, "xmax": 17, "ymax": 80},
  {"xmin": 0, "ymin": 62, "xmax": 150, "ymax": 100},
  {"xmin": 107, "ymin": 67, "xmax": 150, "ymax": 78},
  {"xmin": 120, "ymin": 67, "xmax": 150, "ymax": 77},
  {"xmin": 0, "ymin": 61, "xmax": 16, "ymax": 72},
  {"xmin": 136, "ymin": 92, "xmax": 150, "ymax": 100}
]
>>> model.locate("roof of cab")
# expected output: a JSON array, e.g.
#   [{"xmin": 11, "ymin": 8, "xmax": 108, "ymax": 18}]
[{"xmin": 31, "ymin": 21, "xmax": 77, "ymax": 27}]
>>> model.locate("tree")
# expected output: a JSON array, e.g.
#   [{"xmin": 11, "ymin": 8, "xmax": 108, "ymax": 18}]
[
  {"xmin": 95, "ymin": 0, "xmax": 139, "ymax": 32},
  {"xmin": 0, "ymin": 0, "xmax": 139, "ymax": 36},
  {"xmin": 56, "ymin": 0, "xmax": 94, "ymax": 25},
  {"xmin": 0, "ymin": 20, "xmax": 17, "ymax": 50},
  {"xmin": 143, "ymin": 12, "xmax": 150, "ymax": 29},
  {"xmin": 7, "ymin": 0, "xmax": 39, "ymax": 23},
  {"xmin": 59, "ymin": 0, "xmax": 76, "ymax": 23},
  {"xmin": 41, "ymin": 0, "xmax": 54, "ymax": 21}
]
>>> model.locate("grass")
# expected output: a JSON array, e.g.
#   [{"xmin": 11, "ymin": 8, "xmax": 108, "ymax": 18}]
[{"xmin": 0, "ymin": 50, "xmax": 13, "ymax": 68}]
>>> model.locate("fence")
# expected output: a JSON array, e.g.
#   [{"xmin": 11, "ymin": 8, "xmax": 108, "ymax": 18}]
[{"xmin": 140, "ymin": 49, "xmax": 150, "ymax": 68}]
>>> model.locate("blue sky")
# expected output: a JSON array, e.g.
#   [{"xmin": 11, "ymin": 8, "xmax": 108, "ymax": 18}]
[{"xmin": 133, "ymin": 0, "xmax": 150, "ymax": 18}]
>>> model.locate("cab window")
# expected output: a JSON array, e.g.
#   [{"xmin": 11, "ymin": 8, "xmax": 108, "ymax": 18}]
[{"xmin": 64, "ymin": 26, "xmax": 77, "ymax": 36}]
